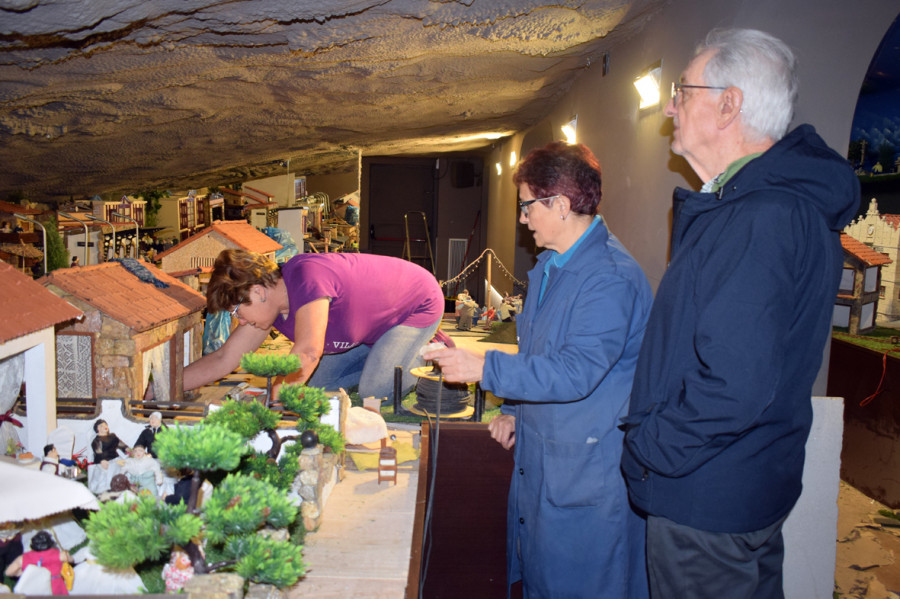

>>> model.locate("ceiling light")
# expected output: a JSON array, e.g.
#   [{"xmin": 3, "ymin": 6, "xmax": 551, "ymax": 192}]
[
  {"xmin": 509, "ymin": 151, "xmax": 517, "ymax": 167},
  {"xmin": 495, "ymin": 162, "xmax": 502, "ymax": 176}
]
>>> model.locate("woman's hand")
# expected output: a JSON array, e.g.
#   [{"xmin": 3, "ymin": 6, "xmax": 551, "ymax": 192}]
[
  {"xmin": 489, "ymin": 414, "xmax": 516, "ymax": 450},
  {"xmin": 421, "ymin": 347, "xmax": 485, "ymax": 383}
]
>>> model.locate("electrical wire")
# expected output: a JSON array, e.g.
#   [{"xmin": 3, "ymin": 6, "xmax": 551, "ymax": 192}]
[{"xmin": 418, "ymin": 371, "xmax": 442, "ymax": 598}]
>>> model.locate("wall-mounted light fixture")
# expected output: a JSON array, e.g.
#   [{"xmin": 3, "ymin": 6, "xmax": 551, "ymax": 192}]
[
  {"xmin": 634, "ymin": 60, "xmax": 663, "ymax": 110},
  {"xmin": 495, "ymin": 162, "xmax": 502, "ymax": 176},
  {"xmin": 13, "ymin": 213, "xmax": 46, "ymax": 275},
  {"xmin": 561, "ymin": 115, "xmax": 577, "ymax": 144},
  {"xmin": 58, "ymin": 211, "xmax": 89, "ymax": 266},
  {"xmin": 509, "ymin": 151, "xmax": 517, "ymax": 167}
]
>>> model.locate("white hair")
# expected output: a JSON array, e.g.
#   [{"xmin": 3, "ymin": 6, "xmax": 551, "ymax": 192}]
[{"xmin": 699, "ymin": 28, "xmax": 798, "ymax": 142}]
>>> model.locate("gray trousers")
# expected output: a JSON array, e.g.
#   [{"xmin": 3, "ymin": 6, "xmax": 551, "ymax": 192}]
[{"xmin": 646, "ymin": 513, "xmax": 788, "ymax": 599}]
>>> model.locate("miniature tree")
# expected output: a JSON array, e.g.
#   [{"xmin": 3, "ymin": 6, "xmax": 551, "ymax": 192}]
[
  {"xmin": 205, "ymin": 399, "xmax": 281, "ymax": 458},
  {"xmin": 240, "ymin": 353, "xmax": 301, "ymax": 408},
  {"xmin": 84, "ymin": 423, "xmax": 306, "ymax": 588},
  {"xmin": 206, "ymin": 398, "xmax": 301, "ymax": 489},
  {"xmin": 45, "ymin": 216, "xmax": 69, "ymax": 272},
  {"xmin": 137, "ymin": 188, "xmax": 169, "ymax": 227},
  {"xmin": 279, "ymin": 383, "xmax": 345, "ymax": 454}
]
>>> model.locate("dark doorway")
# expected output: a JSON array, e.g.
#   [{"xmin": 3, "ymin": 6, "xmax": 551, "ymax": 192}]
[{"xmin": 367, "ymin": 160, "xmax": 437, "ymax": 263}]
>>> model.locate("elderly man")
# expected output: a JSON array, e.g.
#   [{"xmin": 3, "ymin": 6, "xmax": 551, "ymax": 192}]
[{"xmin": 621, "ymin": 29, "xmax": 859, "ymax": 598}]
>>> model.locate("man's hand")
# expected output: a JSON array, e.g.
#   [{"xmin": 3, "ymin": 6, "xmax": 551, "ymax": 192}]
[
  {"xmin": 421, "ymin": 347, "xmax": 485, "ymax": 383},
  {"xmin": 488, "ymin": 414, "xmax": 516, "ymax": 450}
]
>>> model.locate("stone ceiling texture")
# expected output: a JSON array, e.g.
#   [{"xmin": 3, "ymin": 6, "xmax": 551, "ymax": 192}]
[{"xmin": 0, "ymin": 0, "xmax": 665, "ymax": 201}]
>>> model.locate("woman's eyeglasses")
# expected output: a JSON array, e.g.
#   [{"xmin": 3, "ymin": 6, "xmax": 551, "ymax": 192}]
[
  {"xmin": 230, "ymin": 295, "xmax": 245, "ymax": 318},
  {"xmin": 518, "ymin": 195, "xmax": 559, "ymax": 216}
]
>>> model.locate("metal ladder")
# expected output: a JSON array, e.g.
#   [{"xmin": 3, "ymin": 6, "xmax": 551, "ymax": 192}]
[{"xmin": 402, "ymin": 211, "xmax": 436, "ymax": 276}]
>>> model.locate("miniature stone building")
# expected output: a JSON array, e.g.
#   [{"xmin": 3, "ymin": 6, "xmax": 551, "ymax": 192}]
[
  {"xmin": 155, "ymin": 220, "xmax": 282, "ymax": 291},
  {"xmin": 844, "ymin": 198, "xmax": 900, "ymax": 322},
  {"xmin": 40, "ymin": 260, "xmax": 206, "ymax": 409}
]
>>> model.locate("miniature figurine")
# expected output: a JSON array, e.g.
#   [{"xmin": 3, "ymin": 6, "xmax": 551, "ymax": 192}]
[
  {"xmin": 117, "ymin": 444, "xmax": 163, "ymax": 496},
  {"xmin": 134, "ymin": 411, "xmax": 164, "ymax": 457},
  {"xmin": 161, "ymin": 548, "xmax": 194, "ymax": 592},
  {"xmin": 4, "ymin": 530, "xmax": 72, "ymax": 595},
  {"xmin": 456, "ymin": 292, "xmax": 479, "ymax": 331},
  {"xmin": 88, "ymin": 419, "xmax": 130, "ymax": 494},
  {"xmin": 70, "ymin": 256, "xmax": 79, "ymax": 267},
  {"xmin": 40, "ymin": 444, "xmax": 60, "ymax": 475},
  {"xmin": 90, "ymin": 419, "xmax": 129, "ymax": 468}
]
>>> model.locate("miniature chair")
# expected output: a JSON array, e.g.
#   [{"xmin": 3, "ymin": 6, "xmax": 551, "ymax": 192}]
[{"xmin": 377, "ymin": 445, "xmax": 398, "ymax": 485}]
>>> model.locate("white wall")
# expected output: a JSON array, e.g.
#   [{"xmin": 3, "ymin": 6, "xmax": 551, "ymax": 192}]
[{"xmin": 503, "ymin": 0, "xmax": 898, "ymax": 291}]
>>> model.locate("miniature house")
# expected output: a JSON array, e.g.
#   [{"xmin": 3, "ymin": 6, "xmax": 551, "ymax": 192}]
[
  {"xmin": 40, "ymin": 260, "xmax": 207, "ymax": 411},
  {"xmin": 155, "ymin": 220, "xmax": 282, "ymax": 290},
  {"xmin": 844, "ymin": 198, "xmax": 900, "ymax": 322},
  {"xmin": 0, "ymin": 261, "xmax": 82, "ymax": 454},
  {"xmin": 0, "ymin": 200, "xmax": 45, "ymax": 272},
  {"xmin": 834, "ymin": 233, "xmax": 892, "ymax": 334},
  {"xmin": 221, "ymin": 187, "xmax": 278, "ymax": 229}
]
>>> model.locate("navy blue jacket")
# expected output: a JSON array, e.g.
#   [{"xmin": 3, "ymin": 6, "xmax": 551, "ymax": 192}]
[
  {"xmin": 484, "ymin": 219, "xmax": 652, "ymax": 598},
  {"xmin": 622, "ymin": 125, "xmax": 859, "ymax": 533}
]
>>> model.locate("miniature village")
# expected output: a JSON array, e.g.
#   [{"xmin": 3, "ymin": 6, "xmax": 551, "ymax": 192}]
[
  {"xmin": 0, "ymin": 170, "xmax": 537, "ymax": 596},
  {"xmin": 2, "ymin": 164, "xmax": 900, "ymax": 597},
  {"xmin": 0, "ymin": 13, "xmax": 899, "ymax": 595}
]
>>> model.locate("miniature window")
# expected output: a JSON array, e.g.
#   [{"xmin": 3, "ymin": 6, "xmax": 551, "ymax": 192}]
[
  {"xmin": 57, "ymin": 334, "xmax": 93, "ymax": 398},
  {"xmin": 838, "ymin": 268, "xmax": 855, "ymax": 294},
  {"xmin": 832, "ymin": 305, "xmax": 851, "ymax": 328}
]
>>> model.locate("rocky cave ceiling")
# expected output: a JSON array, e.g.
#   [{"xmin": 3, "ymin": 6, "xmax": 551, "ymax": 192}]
[{"xmin": 0, "ymin": 0, "xmax": 666, "ymax": 201}]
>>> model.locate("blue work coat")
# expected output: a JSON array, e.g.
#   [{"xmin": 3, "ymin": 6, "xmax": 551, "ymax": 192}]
[{"xmin": 482, "ymin": 219, "xmax": 652, "ymax": 598}]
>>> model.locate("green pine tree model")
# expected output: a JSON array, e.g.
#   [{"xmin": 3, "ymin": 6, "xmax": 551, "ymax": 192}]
[
  {"xmin": 240, "ymin": 353, "xmax": 301, "ymax": 408},
  {"xmin": 45, "ymin": 215, "xmax": 69, "ymax": 272},
  {"xmin": 84, "ymin": 422, "xmax": 306, "ymax": 588}
]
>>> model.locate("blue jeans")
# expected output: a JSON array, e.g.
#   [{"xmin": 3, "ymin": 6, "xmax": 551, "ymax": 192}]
[{"xmin": 307, "ymin": 320, "xmax": 441, "ymax": 401}]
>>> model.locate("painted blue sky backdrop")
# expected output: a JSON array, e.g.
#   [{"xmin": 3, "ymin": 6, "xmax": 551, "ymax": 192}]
[{"xmin": 850, "ymin": 16, "xmax": 900, "ymax": 163}]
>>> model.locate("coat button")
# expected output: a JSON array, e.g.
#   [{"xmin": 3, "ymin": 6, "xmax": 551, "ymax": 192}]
[
  {"xmin": 519, "ymin": 468, "xmax": 524, "ymax": 475},
  {"xmin": 641, "ymin": 468, "xmax": 649, "ymax": 481},
  {"xmin": 519, "ymin": 517, "xmax": 525, "ymax": 524}
]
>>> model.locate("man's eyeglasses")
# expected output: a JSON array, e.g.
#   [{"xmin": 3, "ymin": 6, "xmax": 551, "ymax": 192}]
[
  {"xmin": 519, "ymin": 195, "xmax": 559, "ymax": 216},
  {"xmin": 671, "ymin": 82, "xmax": 727, "ymax": 107},
  {"xmin": 230, "ymin": 295, "xmax": 245, "ymax": 319}
]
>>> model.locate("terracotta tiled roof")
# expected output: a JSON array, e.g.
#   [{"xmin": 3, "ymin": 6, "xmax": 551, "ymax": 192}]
[
  {"xmin": 0, "ymin": 261, "xmax": 83, "ymax": 344},
  {"xmin": 841, "ymin": 233, "xmax": 893, "ymax": 266},
  {"xmin": 41, "ymin": 260, "xmax": 206, "ymax": 332},
  {"xmin": 883, "ymin": 214, "xmax": 900, "ymax": 231},
  {"xmin": 0, "ymin": 201, "xmax": 42, "ymax": 216},
  {"xmin": 155, "ymin": 220, "xmax": 281, "ymax": 260}
]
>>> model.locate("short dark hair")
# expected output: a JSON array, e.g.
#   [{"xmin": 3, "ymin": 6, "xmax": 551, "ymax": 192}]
[
  {"xmin": 513, "ymin": 142, "xmax": 602, "ymax": 215},
  {"xmin": 30, "ymin": 531, "xmax": 55, "ymax": 552},
  {"xmin": 93, "ymin": 419, "xmax": 107, "ymax": 433},
  {"xmin": 206, "ymin": 249, "xmax": 282, "ymax": 313}
]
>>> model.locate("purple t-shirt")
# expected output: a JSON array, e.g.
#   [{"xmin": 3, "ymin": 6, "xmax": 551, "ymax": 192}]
[{"xmin": 273, "ymin": 253, "xmax": 444, "ymax": 354}]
